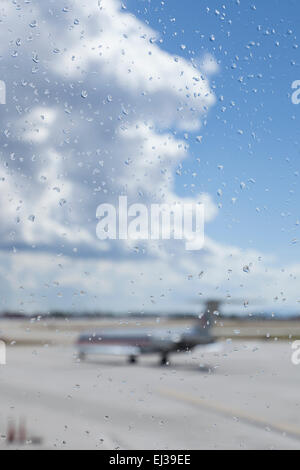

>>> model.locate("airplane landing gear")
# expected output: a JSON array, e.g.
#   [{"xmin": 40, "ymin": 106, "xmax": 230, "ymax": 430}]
[
  {"xmin": 78, "ymin": 351, "xmax": 86, "ymax": 361},
  {"xmin": 128, "ymin": 355, "xmax": 137, "ymax": 364},
  {"xmin": 160, "ymin": 354, "xmax": 169, "ymax": 366}
]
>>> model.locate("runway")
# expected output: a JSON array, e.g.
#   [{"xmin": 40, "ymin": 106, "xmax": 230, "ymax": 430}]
[{"xmin": 0, "ymin": 340, "xmax": 299, "ymax": 450}]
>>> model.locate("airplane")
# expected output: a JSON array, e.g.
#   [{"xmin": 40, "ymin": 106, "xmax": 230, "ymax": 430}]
[{"xmin": 76, "ymin": 300, "xmax": 220, "ymax": 366}]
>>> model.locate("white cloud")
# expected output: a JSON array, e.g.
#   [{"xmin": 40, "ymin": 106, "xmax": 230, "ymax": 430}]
[
  {"xmin": 0, "ymin": 0, "xmax": 298, "ymax": 314},
  {"xmin": 198, "ymin": 53, "xmax": 220, "ymax": 75}
]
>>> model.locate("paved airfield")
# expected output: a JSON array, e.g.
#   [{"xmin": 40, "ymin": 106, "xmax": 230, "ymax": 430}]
[{"xmin": 0, "ymin": 341, "xmax": 300, "ymax": 450}]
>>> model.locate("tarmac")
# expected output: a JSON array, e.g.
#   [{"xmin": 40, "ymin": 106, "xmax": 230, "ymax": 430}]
[{"xmin": 0, "ymin": 340, "xmax": 300, "ymax": 449}]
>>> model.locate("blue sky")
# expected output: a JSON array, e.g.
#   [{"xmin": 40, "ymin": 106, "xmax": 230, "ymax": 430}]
[
  {"xmin": 126, "ymin": 0, "xmax": 300, "ymax": 263},
  {"xmin": 0, "ymin": 0, "xmax": 300, "ymax": 314}
]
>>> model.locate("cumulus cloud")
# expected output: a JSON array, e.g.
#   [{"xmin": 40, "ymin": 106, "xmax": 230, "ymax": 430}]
[
  {"xmin": 0, "ymin": 0, "xmax": 216, "ymax": 250},
  {"xmin": 198, "ymin": 53, "xmax": 220, "ymax": 76},
  {"xmin": 0, "ymin": 0, "xmax": 298, "ymax": 314}
]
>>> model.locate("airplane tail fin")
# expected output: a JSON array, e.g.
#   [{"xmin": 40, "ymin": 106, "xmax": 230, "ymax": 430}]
[{"xmin": 195, "ymin": 300, "xmax": 219, "ymax": 337}]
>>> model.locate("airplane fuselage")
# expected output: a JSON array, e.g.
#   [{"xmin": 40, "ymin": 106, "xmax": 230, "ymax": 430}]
[{"xmin": 77, "ymin": 325, "xmax": 214, "ymax": 365}]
